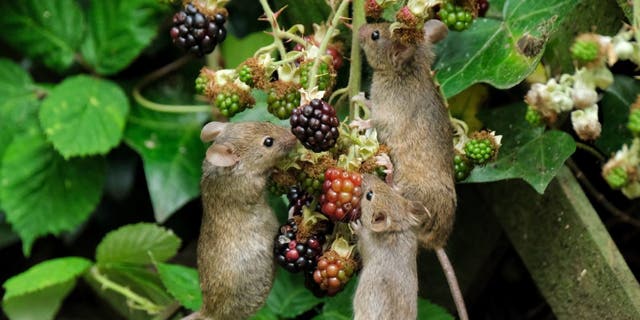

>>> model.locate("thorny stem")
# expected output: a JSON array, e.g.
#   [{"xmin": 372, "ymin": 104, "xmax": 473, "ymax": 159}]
[
  {"xmin": 90, "ymin": 266, "xmax": 164, "ymax": 315},
  {"xmin": 567, "ymin": 160, "xmax": 640, "ymax": 229},
  {"xmin": 348, "ymin": 0, "xmax": 365, "ymax": 120},
  {"xmin": 308, "ymin": 0, "xmax": 351, "ymax": 90},
  {"xmin": 133, "ymin": 55, "xmax": 211, "ymax": 113},
  {"xmin": 258, "ymin": 0, "xmax": 289, "ymax": 58},
  {"xmin": 634, "ymin": 0, "xmax": 640, "ymax": 42},
  {"xmin": 575, "ymin": 142, "xmax": 606, "ymax": 163}
]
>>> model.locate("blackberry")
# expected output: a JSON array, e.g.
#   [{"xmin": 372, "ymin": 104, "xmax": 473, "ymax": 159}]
[
  {"xmin": 274, "ymin": 219, "xmax": 324, "ymax": 273},
  {"xmin": 453, "ymin": 154, "xmax": 473, "ymax": 182},
  {"xmin": 290, "ymin": 99, "xmax": 340, "ymax": 152},
  {"xmin": 214, "ymin": 91, "xmax": 250, "ymax": 117},
  {"xmin": 320, "ymin": 168, "xmax": 363, "ymax": 222},
  {"xmin": 525, "ymin": 105, "xmax": 543, "ymax": 126},
  {"xmin": 605, "ymin": 167, "xmax": 628, "ymax": 189},
  {"xmin": 297, "ymin": 171, "xmax": 324, "ymax": 195},
  {"xmin": 570, "ymin": 39, "xmax": 600, "ymax": 64},
  {"xmin": 300, "ymin": 60, "xmax": 335, "ymax": 94},
  {"xmin": 438, "ymin": 2, "xmax": 473, "ymax": 31},
  {"xmin": 476, "ymin": 0, "xmax": 489, "ymax": 17},
  {"xmin": 238, "ymin": 65, "xmax": 254, "ymax": 87},
  {"xmin": 312, "ymin": 249, "xmax": 356, "ymax": 296},
  {"xmin": 464, "ymin": 138, "xmax": 495, "ymax": 165},
  {"xmin": 287, "ymin": 186, "xmax": 314, "ymax": 216},
  {"xmin": 628, "ymin": 109, "xmax": 640, "ymax": 136},
  {"xmin": 195, "ymin": 74, "xmax": 208, "ymax": 94},
  {"xmin": 170, "ymin": 4, "xmax": 227, "ymax": 57},
  {"xmin": 267, "ymin": 85, "xmax": 301, "ymax": 120}
]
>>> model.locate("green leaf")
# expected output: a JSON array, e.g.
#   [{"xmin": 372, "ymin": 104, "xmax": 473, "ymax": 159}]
[
  {"xmin": 0, "ymin": 0, "xmax": 84, "ymax": 72},
  {"xmin": 313, "ymin": 276, "xmax": 357, "ymax": 320},
  {"xmin": 417, "ymin": 298, "xmax": 454, "ymax": 320},
  {"xmin": 596, "ymin": 75, "xmax": 639, "ymax": 156},
  {"xmin": 265, "ymin": 270, "xmax": 324, "ymax": 318},
  {"xmin": 221, "ymin": 32, "xmax": 273, "ymax": 68},
  {"xmin": 95, "ymin": 223, "xmax": 181, "ymax": 265},
  {"xmin": 124, "ymin": 82, "xmax": 208, "ymax": 222},
  {"xmin": 39, "ymin": 75, "xmax": 129, "ymax": 158},
  {"xmin": 0, "ymin": 59, "xmax": 34, "ymax": 97},
  {"xmin": 80, "ymin": 0, "xmax": 167, "ymax": 75},
  {"xmin": 3, "ymin": 279, "xmax": 75, "ymax": 320},
  {"xmin": 99, "ymin": 263, "xmax": 174, "ymax": 304},
  {"xmin": 435, "ymin": 0, "xmax": 574, "ymax": 97},
  {"xmin": 156, "ymin": 263, "xmax": 202, "ymax": 311},
  {"xmin": 3, "ymin": 257, "xmax": 91, "ymax": 300},
  {"xmin": 0, "ymin": 127, "xmax": 105, "ymax": 255},
  {"xmin": 249, "ymin": 306, "xmax": 279, "ymax": 320},
  {"xmin": 464, "ymin": 104, "xmax": 576, "ymax": 194}
]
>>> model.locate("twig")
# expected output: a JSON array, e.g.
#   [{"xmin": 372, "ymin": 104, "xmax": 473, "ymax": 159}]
[
  {"xmin": 348, "ymin": 0, "xmax": 365, "ymax": 120},
  {"xmin": 133, "ymin": 55, "xmax": 211, "ymax": 113},
  {"xmin": 575, "ymin": 142, "xmax": 606, "ymax": 163},
  {"xmin": 567, "ymin": 160, "xmax": 640, "ymax": 228},
  {"xmin": 90, "ymin": 266, "xmax": 164, "ymax": 315}
]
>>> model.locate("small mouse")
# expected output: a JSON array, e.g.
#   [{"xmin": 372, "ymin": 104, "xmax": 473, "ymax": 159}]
[
  {"xmin": 351, "ymin": 174, "xmax": 429, "ymax": 320},
  {"xmin": 359, "ymin": 21, "xmax": 469, "ymax": 320},
  {"xmin": 185, "ymin": 121, "xmax": 296, "ymax": 320}
]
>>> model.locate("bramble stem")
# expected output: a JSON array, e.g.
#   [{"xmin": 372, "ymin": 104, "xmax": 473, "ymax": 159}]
[
  {"xmin": 258, "ymin": 0, "xmax": 288, "ymax": 58},
  {"xmin": 634, "ymin": 0, "xmax": 640, "ymax": 42},
  {"xmin": 348, "ymin": 0, "xmax": 365, "ymax": 120},
  {"xmin": 90, "ymin": 266, "xmax": 164, "ymax": 315},
  {"xmin": 308, "ymin": 0, "xmax": 351, "ymax": 90},
  {"xmin": 133, "ymin": 55, "xmax": 211, "ymax": 113}
]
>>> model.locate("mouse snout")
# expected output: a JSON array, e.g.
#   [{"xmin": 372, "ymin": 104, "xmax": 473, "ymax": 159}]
[{"xmin": 282, "ymin": 131, "xmax": 297, "ymax": 150}]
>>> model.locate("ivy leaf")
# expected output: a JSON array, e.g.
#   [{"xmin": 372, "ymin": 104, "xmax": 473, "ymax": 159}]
[
  {"xmin": 417, "ymin": 298, "xmax": 454, "ymax": 320},
  {"xmin": 435, "ymin": 0, "xmax": 574, "ymax": 97},
  {"xmin": 155, "ymin": 263, "xmax": 202, "ymax": 311},
  {"xmin": 39, "ymin": 75, "xmax": 129, "ymax": 158},
  {"xmin": 0, "ymin": 0, "xmax": 84, "ymax": 72},
  {"xmin": 464, "ymin": 104, "xmax": 576, "ymax": 194},
  {"xmin": 313, "ymin": 276, "xmax": 357, "ymax": 319},
  {"xmin": 265, "ymin": 271, "xmax": 324, "ymax": 318},
  {"xmin": 80, "ymin": 0, "xmax": 167, "ymax": 75},
  {"xmin": 124, "ymin": 75, "xmax": 208, "ymax": 222},
  {"xmin": 221, "ymin": 32, "xmax": 273, "ymax": 68},
  {"xmin": 595, "ymin": 75, "xmax": 639, "ymax": 156},
  {"xmin": 0, "ymin": 126, "xmax": 105, "ymax": 255},
  {"xmin": 2, "ymin": 257, "xmax": 92, "ymax": 320},
  {"xmin": 95, "ymin": 223, "xmax": 181, "ymax": 265}
]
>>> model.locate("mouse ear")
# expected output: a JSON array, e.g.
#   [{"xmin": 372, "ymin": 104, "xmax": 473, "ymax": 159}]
[
  {"xmin": 205, "ymin": 143, "xmax": 239, "ymax": 167},
  {"xmin": 423, "ymin": 19, "xmax": 448, "ymax": 44},
  {"xmin": 201, "ymin": 122, "xmax": 227, "ymax": 142},
  {"xmin": 370, "ymin": 211, "xmax": 391, "ymax": 233},
  {"xmin": 392, "ymin": 42, "xmax": 417, "ymax": 67}
]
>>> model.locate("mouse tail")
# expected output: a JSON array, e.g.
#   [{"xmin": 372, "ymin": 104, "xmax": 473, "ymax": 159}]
[{"xmin": 435, "ymin": 247, "xmax": 469, "ymax": 320}]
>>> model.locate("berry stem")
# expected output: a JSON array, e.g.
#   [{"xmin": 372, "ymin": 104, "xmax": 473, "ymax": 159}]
[
  {"xmin": 90, "ymin": 266, "xmax": 164, "ymax": 315},
  {"xmin": 308, "ymin": 0, "xmax": 351, "ymax": 90},
  {"xmin": 575, "ymin": 142, "xmax": 606, "ymax": 163},
  {"xmin": 634, "ymin": 0, "xmax": 640, "ymax": 43},
  {"xmin": 348, "ymin": 0, "xmax": 365, "ymax": 120},
  {"xmin": 133, "ymin": 55, "xmax": 212, "ymax": 114},
  {"xmin": 258, "ymin": 0, "xmax": 289, "ymax": 58}
]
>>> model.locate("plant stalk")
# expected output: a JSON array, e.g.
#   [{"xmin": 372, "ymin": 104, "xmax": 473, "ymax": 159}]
[
  {"xmin": 90, "ymin": 266, "xmax": 164, "ymax": 315},
  {"xmin": 348, "ymin": 0, "xmax": 365, "ymax": 120}
]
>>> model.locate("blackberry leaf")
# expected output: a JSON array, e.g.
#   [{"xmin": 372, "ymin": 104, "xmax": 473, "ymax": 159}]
[{"xmin": 95, "ymin": 223, "xmax": 181, "ymax": 265}]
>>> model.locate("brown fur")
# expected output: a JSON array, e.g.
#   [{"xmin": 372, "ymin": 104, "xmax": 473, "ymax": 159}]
[
  {"xmin": 192, "ymin": 121, "xmax": 296, "ymax": 320},
  {"xmin": 359, "ymin": 21, "xmax": 455, "ymax": 249},
  {"xmin": 352, "ymin": 174, "xmax": 429, "ymax": 320}
]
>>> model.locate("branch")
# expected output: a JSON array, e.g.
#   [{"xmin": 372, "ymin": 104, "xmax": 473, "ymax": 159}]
[{"xmin": 348, "ymin": 0, "xmax": 365, "ymax": 119}]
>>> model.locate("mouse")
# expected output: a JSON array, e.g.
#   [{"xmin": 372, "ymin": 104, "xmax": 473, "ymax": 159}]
[
  {"xmin": 184, "ymin": 121, "xmax": 296, "ymax": 320},
  {"xmin": 351, "ymin": 174, "xmax": 429, "ymax": 320},
  {"xmin": 358, "ymin": 20, "xmax": 469, "ymax": 320}
]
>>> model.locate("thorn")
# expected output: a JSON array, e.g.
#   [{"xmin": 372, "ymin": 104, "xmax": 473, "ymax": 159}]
[{"xmin": 273, "ymin": 6, "xmax": 288, "ymax": 19}]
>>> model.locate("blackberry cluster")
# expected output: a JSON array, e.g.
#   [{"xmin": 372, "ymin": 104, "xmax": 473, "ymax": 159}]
[
  {"xmin": 320, "ymin": 168, "xmax": 363, "ymax": 222},
  {"xmin": 268, "ymin": 86, "xmax": 300, "ymax": 120},
  {"xmin": 238, "ymin": 65, "xmax": 254, "ymax": 86},
  {"xmin": 287, "ymin": 187, "xmax": 314, "ymax": 216},
  {"xmin": 290, "ymin": 99, "xmax": 340, "ymax": 152},
  {"xmin": 439, "ymin": 2, "xmax": 474, "ymax": 31},
  {"xmin": 195, "ymin": 75, "xmax": 207, "ymax": 94},
  {"xmin": 312, "ymin": 251, "xmax": 356, "ymax": 296},
  {"xmin": 464, "ymin": 138, "xmax": 495, "ymax": 165},
  {"xmin": 628, "ymin": 109, "xmax": 640, "ymax": 136},
  {"xmin": 215, "ymin": 91, "xmax": 249, "ymax": 117},
  {"xmin": 570, "ymin": 40, "xmax": 600, "ymax": 64},
  {"xmin": 453, "ymin": 154, "xmax": 472, "ymax": 182},
  {"xmin": 274, "ymin": 219, "xmax": 324, "ymax": 273},
  {"xmin": 170, "ymin": 4, "xmax": 227, "ymax": 56},
  {"xmin": 605, "ymin": 167, "xmax": 628, "ymax": 189},
  {"xmin": 297, "ymin": 171, "xmax": 324, "ymax": 195},
  {"xmin": 300, "ymin": 61, "xmax": 334, "ymax": 92}
]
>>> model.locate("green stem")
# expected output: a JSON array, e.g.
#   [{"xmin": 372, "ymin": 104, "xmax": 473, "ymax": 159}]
[
  {"xmin": 258, "ymin": 0, "xmax": 288, "ymax": 58},
  {"xmin": 348, "ymin": 0, "xmax": 365, "ymax": 120},
  {"xmin": 575, "ymin": 142, "xmax": 606, "ymax": 163},
  {"xmin": 90, "ymin": 266, "xmax": 164, "ymax": 315},
  {"xmin": 133, "ymin": 55, "xmax": 211, "ymax": 113},
  {"xmin": 634, "ymin": 0, "xmax": 640, "ymax": 41},
  {"xmin": 308, "ymin": 0, "xmax": 351, "ymax": 89}
]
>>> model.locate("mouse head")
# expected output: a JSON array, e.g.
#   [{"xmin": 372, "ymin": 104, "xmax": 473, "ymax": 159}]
[
  {"xmin": 358, "ymin": 20, "xmax": 448, "ymax": 71},
  {"xmin": 359, "ymin": 174, "xmax": 429, "ymax": 233},
  {"xmin": 200, "ymin": 121, "xmax": 296, "ymax": 176}
]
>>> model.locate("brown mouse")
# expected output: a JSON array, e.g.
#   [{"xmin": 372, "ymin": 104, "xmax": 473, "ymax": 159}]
[
  {"xmin": 185, "ymin": 121, "xmax": 296, "ymax": 320},
  {"xmin": 351, "ymin": 174, "xmax": 429, "ymax": 320},
  {"xmin": 359, "ymin": 21, "xmax": 469, "ymax": 320}
]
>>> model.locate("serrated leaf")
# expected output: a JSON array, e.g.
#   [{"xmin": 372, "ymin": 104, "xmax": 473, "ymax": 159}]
[
  {"xmin": 124, "ymin": 75, "xmax": 208, "ymax": 222},
  {"xmin": 156, "ymin": 263, "xmax": 202, "ymax": 311},
  {"xmin": 313, "ymin": 276, "xmax": 357, "ymax": 320},
  {"xmin": 435, "ymin": 0, "xmax": 574, "ymax": 97},
  {"xmin": 3, "ymin": 279, "xmax": 75, "ymax": 320},
  {"xmin": 39, "ymin": 75, "xmax": 129, "ymax": 158},
  {"xmin": 596, "ymin": 75, "xmax": 639, "ymax": 156},
  {"xmin": 221, "ymin": 32, "xmax": 273, "ymax": 68},
  {"xmin": 96, "ymin": 223, "xmax": 181, "ymax": 265},
  {"xmin": 266, "ymin": 271, "xmax": 324, "ymax": 318},
  {"xmin": 0, "ymin": 127, "xmax": 105, "ymax": 255},
  {"xmin": 464, "ymin": 104, "xmax": 576, "ymax": 194},
  {"xmin": 80, "ymin": 0, "xmax": 167, "ymax": 75},
  {"xmin": 3, "ymin": 257, "xmax": 91, "ymax": 300},
  {"xmin": 0, "ymin": 0, "xmax": 84, "ymax": 72},
  {"xmin": 417, "ymin": 298, "xmax": 454, "ymax": 320},
  {"xmin": 0, "ymin": 59, "xmax": 34, "ymax": 97}
]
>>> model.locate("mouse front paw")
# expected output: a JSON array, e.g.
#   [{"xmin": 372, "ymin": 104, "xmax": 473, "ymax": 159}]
[{"xmin": 350, "ymin": 219, "xmax": 363, "ymax": 234}]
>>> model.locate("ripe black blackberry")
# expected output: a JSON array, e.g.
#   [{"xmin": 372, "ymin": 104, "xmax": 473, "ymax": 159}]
[
  {"xmin": 169, "ymin": 4, "xmax": 227, "ymax": 57},
  {"xmin": 287, "ymin": 186, "xmax": 314, "ymax": 216},
  {"xmin": 274, "ymin": 219, "xmax": 324, "ymax": 273},
  {"xmin": 290, "ymin": 99, "xmax": 339, "ymax": 152}
]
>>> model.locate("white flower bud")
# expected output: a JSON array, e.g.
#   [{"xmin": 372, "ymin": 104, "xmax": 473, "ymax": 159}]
[
  {"xmin": 571, "ymin": 104, "xmax": 601, "ymax": 140},
  {"xmin": 572, "ymin": 78, "xmax": 598, "ymax": 109},
  {"xmin": 613, "ymin": 40, "xmax": 634, "ymax": 60}
]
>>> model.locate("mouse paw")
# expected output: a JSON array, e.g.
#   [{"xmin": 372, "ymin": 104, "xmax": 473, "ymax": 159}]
[
  {"xmin": 375, "ymin": 153, "xmax": 395, "ymax": 185},
  {"xmin": 349, "ymin": 118, "xmax": 372, "ymax": 130},
  {"xmin": 350, "ymin": 219, "xmax": 363, "ymax": 234}
]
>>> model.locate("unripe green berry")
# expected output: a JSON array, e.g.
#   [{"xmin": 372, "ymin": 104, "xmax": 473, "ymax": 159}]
[
  {"xmin": 195, "ymin": 75, "xmax": 207, "ymax": 94},
  {"xmin": 628, "ymin": 109, "xmax": 640, "ymax": 136},
  {"xmin": 238, "ymin": 65, "xmax": 254, "ymax": 87},
  {"xmin": 571, "ymin": 40, "xmax": 600, "ymax": 63},
  {"xmin": 453, "ymin": 154, "xmax": 473, "ymax": 182},
  {"xmin": 525, "ymin": 105, "xmax": 543, "ymax": 126},
  {"xmin": 605, "ymin": 167, "xmax": 628, "ymax": 189},
  {"xmin": 464, "ymin": 138, "xmax": 495, "ymax": 165}
]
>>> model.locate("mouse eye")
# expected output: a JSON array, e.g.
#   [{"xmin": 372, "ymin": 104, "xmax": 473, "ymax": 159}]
[
  {"xmin": 366, "ymin": 190, "xmax": 373, "ymax": 201},
  {"xmin": 263, "ymin": 137, "xmax": 274, "ymax": 147},
  {"xmin": 371, "ymin": 30, "xmax": 380, "ymax": 41}
]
